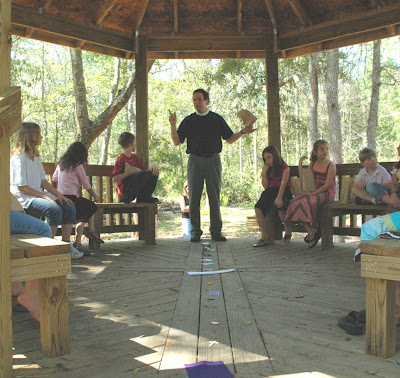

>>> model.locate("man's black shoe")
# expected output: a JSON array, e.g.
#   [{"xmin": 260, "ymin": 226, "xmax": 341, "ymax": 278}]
[
  {"xmin": 211, "ymin": 233, "xmax": 227, "ymax": 242},
  {"xmin": 190, "ymin": 234, "xmax": 201, "ymax": 242}
]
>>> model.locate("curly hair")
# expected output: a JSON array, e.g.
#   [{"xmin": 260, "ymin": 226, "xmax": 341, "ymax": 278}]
[
  {"xmin": 59, "ymin": 141, "xmax": 88, "ymax": 172},
  {"xmin": 10, "ymin": 122, "xmax": 41, "ymax": 159}
]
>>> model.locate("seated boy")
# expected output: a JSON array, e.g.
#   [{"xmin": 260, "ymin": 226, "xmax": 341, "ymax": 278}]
[
  {"xmin": 112, "ymin": 132, "xmax": 159, "ymax": 204},
  {"xmin": 351, "ymin": 147, "xmax": 391, "ymax": 205}
]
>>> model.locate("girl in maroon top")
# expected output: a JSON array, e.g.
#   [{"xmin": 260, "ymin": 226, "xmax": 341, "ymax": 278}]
[{"xmin": 254, "ymin": 145, "xmax": 293, "ymax": 247}]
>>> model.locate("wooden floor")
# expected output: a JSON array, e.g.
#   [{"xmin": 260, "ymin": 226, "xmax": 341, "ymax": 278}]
[{"xmin": 12, "ymin": 237, "xmax": 400, "ymax": 377}]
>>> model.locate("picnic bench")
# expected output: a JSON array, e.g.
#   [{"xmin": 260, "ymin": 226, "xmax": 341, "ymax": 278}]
[
  {"xmin": 42, "ymin": 163, "xmax": 158, "ymax": 248},
  {"xmin": 247, "ymin": 162, "xmax": 397, "ymax": 248},
  {"xmin": 360, "ymin": 238, "xmax": 400, "ymax": 358},
  {"xmin": 11, "ymin": 234, "xmax": 71, "ymax": 357}
]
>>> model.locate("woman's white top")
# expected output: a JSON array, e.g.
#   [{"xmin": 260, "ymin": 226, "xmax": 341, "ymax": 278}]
[{"xmin": 10, "ymin": 152, "xmax": 56, "ymax": 208}]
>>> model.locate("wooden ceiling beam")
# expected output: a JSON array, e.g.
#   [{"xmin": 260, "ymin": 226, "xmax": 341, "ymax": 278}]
[
  {"xmin": 39, "ymin": 0, "xmax": 53, "ymax": 13},
  {"xmin": 280, "ymin": 24, "xmax": 400, "ymax": 59},
  {"xmin": 280, "ymin": 3, "xmax": 400, "ymax": 50},
  {"xmin": 288, "ymin": 0, "xmax": 312, "ymax": 27},
  {"xmin": 264, "ymin": 0, "xmax": 278, "ymax": 34},
  {"xmin": 135, "ymin": 0, "xmax": 151, "ymax": 37},
  {"xmin": 173, "ymin": 0, "xmax": 178, "ymax": 34},
  {"xmin": 94, "ymin": 0, "xmax": 119, "ymax": 25},
  {"xmin": 147, "ymin": 36, "xmax": 265, "ymax": 52},
  {"xmin": 237, "ymin": 0, "xmax": 243, "ymax": 34},
  {"xmin": 11, "ymin": 4, "xmax": 133, "ymax": 52}
]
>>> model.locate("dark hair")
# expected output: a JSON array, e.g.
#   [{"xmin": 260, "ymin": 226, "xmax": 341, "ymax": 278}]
[
  {"xmin": 118, "ymin": 132, "xmax": 135, "ymax": 148},
  {"xmin": 310, "ymin": 139, "xmax": 328, "ymax": 162},
  {"xmin": 59, "ymin": 141, "xmax": 88, "ymax": 171},
  {"xmin": 193, "ymin": 88, "xmax": 209, "ymax": 101},
  {"xmin": 262, "ymin": 145, "xmax": 285, "ymax": 177}
]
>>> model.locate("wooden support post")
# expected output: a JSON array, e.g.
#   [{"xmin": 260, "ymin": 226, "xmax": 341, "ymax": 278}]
[
  {"xmin": 320, "ymin": 206, "xmax": 334, "ymax": 250},
  {"xmin": 365, "ymin": 277, "xmax": 396, "ymax": 358},
  {"xmin": 39, "ymin": 276, "xmax": 70, "ymax": 357},
  {"xmin": 135, "ymin": 36, "xmax": 149, "ymax": 169},
  {"xmin": 265, "ymin": 34, "xmax": 281, "ymax": 151},
  {"xmin": 0, "ymin": 0, "xmax": 13, "ymax": 375}
]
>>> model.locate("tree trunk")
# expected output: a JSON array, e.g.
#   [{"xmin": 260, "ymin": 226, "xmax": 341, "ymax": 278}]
[
  {"xmin": 70, "ymin": 48, "xmax": 154, "ymax": 148},
  {"xmin": 100, "ymin": 57, "xmax": 121, "ymax": 165},
  {"xmin": 367, "ymin": 40, "xmax": 381, "ymax": 150},
  {"xmin": 307, "ymin": 53, "xmax": 319, "ymax": 152},
  {"xmin": 325, "ymin": 49, "xmax": 342, "ymax": 164}
]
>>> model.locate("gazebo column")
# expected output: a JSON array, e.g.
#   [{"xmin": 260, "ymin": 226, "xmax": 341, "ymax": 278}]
[
  {"xmin": 0, "ymin": 0, "xmax": 13, "ymax": 375},
  {"xmin": 135, "ymin": 36, "xmax": 149, "ymax": 169},
  {"xmin": 265, "ymin": 35, "xmax": 281, "ymax": 151}
]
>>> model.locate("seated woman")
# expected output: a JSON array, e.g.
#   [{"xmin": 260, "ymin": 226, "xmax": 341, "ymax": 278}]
[
  {"xmin": 10, "ymin": 209, "xmax": 52, "ymax": 322},
  {"xmin": 180, "ymin": 181, "xmax": 191, "ymax": 239},
  {"xmin": 10, "ymin": 122, "xmax": 82, "ymax": 259}
]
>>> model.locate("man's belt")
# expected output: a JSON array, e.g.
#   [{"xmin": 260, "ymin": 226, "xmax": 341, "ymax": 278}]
[{"xmin": 192, "ymin": 153, "xmax": 217, "ymax": 158}]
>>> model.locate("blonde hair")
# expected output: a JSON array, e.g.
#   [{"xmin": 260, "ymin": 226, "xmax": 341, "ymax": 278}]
[
  {"xmin": 182, "ymin": 181, "xmax": 189, "ymax": 196},
  {"xmin": 10, "ymin": 122, "xmax": 41, "ymax": 159}
]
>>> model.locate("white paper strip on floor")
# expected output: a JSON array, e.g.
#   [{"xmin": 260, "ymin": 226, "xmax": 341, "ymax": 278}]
[{"xmin": 187, "ymin": 269, "xmax": 235, "ymax": 275}]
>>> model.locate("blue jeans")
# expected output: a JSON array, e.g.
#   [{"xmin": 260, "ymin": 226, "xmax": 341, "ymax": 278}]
[
  {"xmin": 182, "ymin": 217, "xmax": 191, "ymax": 239},
  {"xmin": 10, "ymin": 210, "xmax": 52, "ymax": 238},
  {"xmin": 26, "ymin": 198, "xmax": 76, "ymax": 226},
  {"xmin": 366, "ymin": 182, "xmax": 393, "ymax": 201}
]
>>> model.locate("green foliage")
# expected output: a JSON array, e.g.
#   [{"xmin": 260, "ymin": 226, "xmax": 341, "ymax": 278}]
[{"xmin": 10, "ymin": 36, "xmax": 400, "ymax": 203}]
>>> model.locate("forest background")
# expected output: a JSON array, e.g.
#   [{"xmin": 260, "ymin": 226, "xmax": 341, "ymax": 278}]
[{"xmin": 11, "ymin": 36, "xmax": 400, "ymax": 205}]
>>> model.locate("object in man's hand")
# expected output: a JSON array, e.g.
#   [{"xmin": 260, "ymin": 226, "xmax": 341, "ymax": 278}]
[
  {"xmin": 237, "ymin": 109, "xmax": 257, "ymax": 126},
  {"xmin": 124, "ymin": 162, "xmax": 140, "ymax": 176}
]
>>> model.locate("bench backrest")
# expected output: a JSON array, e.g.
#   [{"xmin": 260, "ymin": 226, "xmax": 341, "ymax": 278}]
[
  {"xmin": 289, "ymin": 161, "xmax": 395, "ymax": 202},
  {"xmin": 42, "ymin": 162, "xmax": 117, "ymax": 203}
]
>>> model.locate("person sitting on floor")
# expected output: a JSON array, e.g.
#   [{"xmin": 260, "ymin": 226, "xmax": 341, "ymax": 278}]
[
  {"xmin": 351, "ymin": 147, "xmax": 391, "ymax": 205},
  {"xmin": 112, "ymin": 132, "xmax": 159, "ymax": 204}
]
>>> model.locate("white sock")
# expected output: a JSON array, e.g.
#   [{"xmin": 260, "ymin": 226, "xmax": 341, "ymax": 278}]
[{"xmin": 371, "ymin": 198, "xmax": 376, "ymax": 204}]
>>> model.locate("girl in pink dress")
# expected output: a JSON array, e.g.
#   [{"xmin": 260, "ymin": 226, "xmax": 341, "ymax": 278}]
[
  {"xmin": 285, "ymin": 140, "xmax": 336, "ymax": 248},
  {"xmin": 53, "ymin": 142, "xmax": 103, "ymax": 252}
]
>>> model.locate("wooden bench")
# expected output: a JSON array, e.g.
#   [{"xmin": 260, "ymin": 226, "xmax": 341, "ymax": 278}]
[
  {"xmin": 247, "ymin": 162, "xmax": 397, "ymax": 248},
  {"xmin": 11, "ymin": 234, "xmax": 71, "ymax": 357},
  {"xmin": 360, "ymin": 238, "xmax": 400, "ymax": 358},
  {"xmin": 42, "ymin": 163, "xmax": 158, "ymax": 249}
]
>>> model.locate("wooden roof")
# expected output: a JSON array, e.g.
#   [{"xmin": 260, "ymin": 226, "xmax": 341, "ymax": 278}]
[{"xmin": 10, "ymin": 0, "xmax": 400, "ymax": 60}]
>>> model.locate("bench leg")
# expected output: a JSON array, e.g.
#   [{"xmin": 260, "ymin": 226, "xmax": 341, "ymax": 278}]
[
  {"xmin": 365, "ymin": 277, "xmax": 396, "ymax": 358},
  {"xmin": 39, "ymin": 276, "xmax": 70, "ymax": 357},
  {"xmin": 143, "ymin": 206, "xmax": 156, "ymax": 245},
  {"xmin": 90, "ymin": 208, "xmax": 104, "ymax": 250},
  {"xmin": 321, "ymin": 210, "xmax": 333, "ymax": 250}
]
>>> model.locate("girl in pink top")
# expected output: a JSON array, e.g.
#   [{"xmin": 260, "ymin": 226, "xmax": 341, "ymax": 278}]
[
  {"xmin": 53, "ymin": 142, "xmax": 103, "ymax": 252},
  {"xmin": 285, "ymin": 140, "xmax": 337, "ymax": 248}
]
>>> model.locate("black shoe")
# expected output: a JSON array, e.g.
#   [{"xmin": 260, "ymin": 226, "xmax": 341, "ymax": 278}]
[
  {"xmin": 190, "ymin": 234, "xmax": 201, "ymax": 242},
  {"xmin": 211, "ymin": 233, "xmax": 227, "ymax": 242},
  {"xmin": 355, "ymin": 197, "xmax": 372, "ymax": 205},
  {"xmin": 337, "ymin": 309, "xmax": 366, "ymax": 335}
]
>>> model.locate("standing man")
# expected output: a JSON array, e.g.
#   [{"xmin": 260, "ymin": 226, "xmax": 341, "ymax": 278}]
[{"xmin": 169, "ymin": 88, "xmax": 256, "ymax": 242}]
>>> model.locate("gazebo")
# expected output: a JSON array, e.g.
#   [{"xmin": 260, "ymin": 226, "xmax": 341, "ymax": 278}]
[{"xmin": 2, "ymin": 0, "xmax": 400, "ymax": 375}]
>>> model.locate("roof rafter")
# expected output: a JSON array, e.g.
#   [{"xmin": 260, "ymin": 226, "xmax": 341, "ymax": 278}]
[
  {"xmin": 280, "ymin": 3, "xmax": 400, "ymax": 51},
  {"xmin": 135, "ymin": 0, "xmax": 151, "ymax": 37},
  {"xmin": 173, "ymin": 0, "xmax": 178, "ymax": 34},
  {"xmin": 264, "ymin": 0, "xmax": 278, "ymax": 35},
  {"xmin": 94, "ymin": 0, "xmax": 119, "ymax": 25},
  {"xmin": 237, "ymin": 0, "xmax": 243, "ymax": 34},
  {"xmin": 288, "ymin": 0, "xmax": 312, "ymax": 27},
  {"xmin": 11, "ymin": 4, "xmax": 133, "ymax": 52}
]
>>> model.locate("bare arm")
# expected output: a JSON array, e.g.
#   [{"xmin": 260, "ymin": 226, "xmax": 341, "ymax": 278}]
[
  {"xmin": 261, "ymin": 164, "xmax": 270, "ymax": 189},
  {"xmin": 274, "ymin": 167, "xmax": 290, "ymax": 208},
  {"xmin": 390, "ymin": 174, "xmax": 400, "ymax": 208},
  {"xmin": 41, "ymin": 180, "xmax": 74, "ymax": 205},
  {"xmin": 87, "ymin": 187, "xmax": 101, "ymax": 202},
  {"xmin": 309, "ymin": 162, "xmax": 336, "ymax": 196},
  {"xmin": 180, "ymin": 196, "xmax": 189, "ymax": 213},
  {"xmin": 169, "ymin": 110, "xmax": 181, "ymax": 146},
  {"xmin": 226, "ymin": 122, "xmax": 257, "ymax": 144}
]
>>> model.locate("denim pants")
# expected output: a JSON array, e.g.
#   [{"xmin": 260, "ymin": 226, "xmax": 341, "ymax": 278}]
[
  {"xmin": 10, "ymin": 210, "xmax": 52, "ymax": 238},
  {"xmin": 366, "ymin": 182, "xmax": 393, "ymax": 201},
  {"xmin": 181, "ymin": 217, "xmax": 191, "ymax": 239},
  {"xmin": 26, "ymin": 197, "xmax": 76, "ymax": 226}
]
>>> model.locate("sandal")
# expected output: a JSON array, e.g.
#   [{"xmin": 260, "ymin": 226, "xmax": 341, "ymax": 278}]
[
  {"xmin": 253, "ymin": 239, "xmax": 267, "ymax": 248},
  {"xmin": 282, "ymin": 234, "xmax": 292, "ymax": 245},
  {"xmin": 304, "ymin": 235, "xmax": 311, "ymax": 243},
  {"xmin": 84, "ymin": 231, "xmax": 104, "ymax": 244},
  {"xmin": 308, "ymin": 232, "xmax": 321, "ymax": 248},
  {"xmin": 337, "ymin": 309, "xmax": 366, "ymax": 335}
]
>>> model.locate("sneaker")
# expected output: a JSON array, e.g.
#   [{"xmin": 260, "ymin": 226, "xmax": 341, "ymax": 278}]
[
  {"xmin": 69, "ymin": 242, "xmax": 84, "ymax": 259},
  {"xmin": 211, "ymin": 233, "xmax": 227, "ymax": 242}
]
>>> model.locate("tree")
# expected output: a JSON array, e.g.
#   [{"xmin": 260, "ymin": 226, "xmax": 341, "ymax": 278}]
[
  {"xmin": 325, "ymin": 49, "xmax": 342, "ymax": 164},
  {"xmin": 70, "ymin": 48, "xmax": 154, "ymax": 148},
  {"xmin": 367, "ymin": 40, "xmax": 381, "ymax": 150},
  {"xmin": 307, "ymin": 53, "xmax": 319, "ymax": 152}
]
